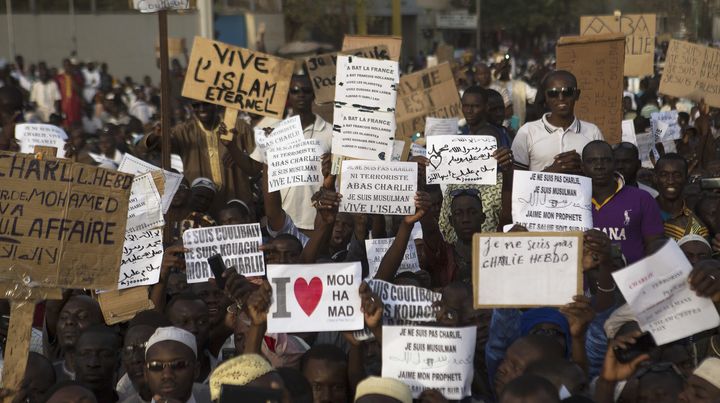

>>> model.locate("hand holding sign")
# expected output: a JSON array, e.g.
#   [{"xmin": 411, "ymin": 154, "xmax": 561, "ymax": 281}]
[
  {"xmin": 544, "ymin": 151, "xmax": 582, "ymax": 174},
  {"xmin": 688, "ymin": 260, "xmax": 720, "ymax": 302},
  {"xmin": 360, "ymin": 281, "xmax": 384, "ymax": 331}
]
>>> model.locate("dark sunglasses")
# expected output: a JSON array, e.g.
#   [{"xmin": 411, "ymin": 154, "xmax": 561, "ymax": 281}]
[
  {"xmin": 146, "ymin": 359, "xmax": 191, "ymax": 372},
  {"xmin": 545, "ymin": 87, "xmax": 577, "ymax": 98},
  {"xmin": 449, "ymin": 188, "xmax": 481, "ymax": 199},
  {"xmin": 121, "ymin": 342, "xmax": 147, "ymax": 357},
  {"xmin": 289, "ymin": 86, "xmax": 313, "ymax": 95}
]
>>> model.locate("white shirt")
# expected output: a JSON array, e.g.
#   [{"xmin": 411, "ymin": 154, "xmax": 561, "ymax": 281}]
[
  {"xmin": 129, "ymin": 99, "xmax": 156, "ymax": 124},
  {"xmin": 30, "ymin": 80, "xmax": 61, "ymax": 122},
  {"xmin": 82, "ymin": 68, "xmax": 101, "ymax": 104},
  {"xmin": 511, "ymin": 113, "xmax": 604, "ymax": 172}
]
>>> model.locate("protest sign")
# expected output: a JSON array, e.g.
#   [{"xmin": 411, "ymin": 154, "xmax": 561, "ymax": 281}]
[
  {"xmin": 512, "ymin": 171, "xmax": 593, "ymax": 232},
  {"xmin": 636, "ymin": 132, "xmax": 655, "ymax": 168},
  {"xmin": 334, "ymin": 56, "xmax": 399, "ymax": 112},
  {"xmin": 556, "ymin": 33, "xmax": 625, "ymax": 144},
  {"xmin": 410, "ymin": 143, "xmax": 427, "ymax": 157},
  {"xmin": 339, "ymin": 161, "xmax": 417, "ymax": 216},
  {"xmin": 650, "ymin": 110, "xmax": 681, "ymax": 141},
  {"xmin": 267, "ymin": 262, "xmax": 363, "ymax": 333},
  {"xmin": 183, "ymin": 224, "xmax": 264, "ymax": 283},
  {"xmin": 368, "ymin": 279, "xmax": 439, "ymax": 324},
  {"xmin": 424, "ymin": 117, "xmax": 459, "ymax": 136},
  {"xmin": 15, "ymin": 124, "xmax": 67, "ymax": 158},
  {"xmin": 426, "ymin": 135, "xmax": 497, "ymax": 185},
  {"xmin": 365, "ymin": 238, "xmax": 420, "ymax": 279},
  {"xmin": 396, "ymin": 63, "xmax": 463, "ymax": 139},
  {"xmin": 126, "ymin": 172, "xmax": 164, "ymax": 233},
  {"xmin": 182, "ymin": 37, "xmax": 295, "ymax": 119},
  {"xmin": 118, "ymin": 153, "xmax": 182, "ymax": 214},
  {"xmin": 580, "ymin": 14, "xmax": 656, "ymax": 77},
  {"xmin": 0, "ymin": 151, "xmax": 132, "ymax": 289},
  {"xmin": 382, "ymin": 325, "xmax": 475, "ymax": 399},
  {"xmin": 612, "ymin": 241, "xmax": 720, "ymax": 345},
  {"xmin": 621, "ymin": 119, "xmax": 637, "ymax": 145},
  {"xmin": 332, "ymin": 107, "xmax": 395, "ymax": 161},
  {"xmin": 133, "ymin": 0, "xmax": 191, "ymax": 12},
  {"xmin": 266, "ymin": 139, "xmax": 322, "ymax": 192},
  {"xmin": 436, "ymin": 44, "xmax": 455, "ymax": 64},
  {"xmin": 97, "ymin": 286, "xmax": 154, "ymax": 325},
  {"xmin": 250, "ymin": 115, "xmax": 306, "ymax": 164},
  {"xmin": 391, "ymin": 139, "xmax": 410, "ymax": 162},
  {"xmin": 342, "ymin": 35, "xmax": 402, "ymax": 62},
  {"xmin": 660, "ymin": 40, "xmax": 720, "ymax": 108},
  {"xmin": 305, "ymin": 45, "xmax": 390, "ymax": 104},
  {"xmin": 472, "ymin": 232, "xmax": 583, "ymax": 308},
  {"xmin": 118, "ymin": 229, "xmax": 163, "ymax": 290}
]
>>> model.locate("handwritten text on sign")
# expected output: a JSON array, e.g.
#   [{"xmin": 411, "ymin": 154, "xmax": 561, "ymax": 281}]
[
  {"xmin": 512, "ymin": 171, "xmax": 593, "ymax": 232},
  {"xmin": 612, "ymin": 241, "xmax": 720, "ymax": 345},
  {"xmin": 382, "ymin": 325, "xmax": 475, "ymax": 400},
  {"xmin": 472, "ymin": 233, "xmax": 582, "ymax": 307},
  {"xmin": 267, "ymin": 139, "xmax": 322, "ymax": 193},
  {"xmin": 660, "ymin": 40, "xmax": 720, "ymax": 108},
  {"xmin": 182, "ymin": 37, "xmax": 295, "ymax": 118},
  {"xmin": 133, "ymin": 0, "xmax": 190, "ymax": 13},
  {"xmin": 0, "ymin": 151, "xmax": 132, "ymax": 289},
  {"xmin": 118, "ymin": 229, "xmax": 163, "ymax": 290},
  {"xmin": 251, "ymin": 115, "xmax": 305, "ymax": 164},
  {"xmin": 426, "ymin": 135, "xmax": 497, "ymax": 185},
  {"xmin": 339, "ymin": 161, "xmax": 417, "ymax": 216},
  {"xmin": 15, "ymin": 124, "xmax": 67, "ymax": 158},
  {"xmin": 365, "ymin": 238, "xmax": 420, "ymax": 279},
  {"xmin": 335, "ymin": 55, "xmax": 399, "ymax": 112},
  {"xmin": 267, "ymin": 262, "xmax": 363, "ymax": 333},
  {"xmin": 126, "ymin": 173, "xmax": 164, "ymax": 233},
  {"xmin": 332, "ymin": 107, "xmax": 395, "ymax": 161},
  {"xmin": 118, "ymin": 153, "xmax": 183, "ymax": 215},
  {"xmin": 183, "ymin": 224, "xmax": 264, "ymax": 283}
]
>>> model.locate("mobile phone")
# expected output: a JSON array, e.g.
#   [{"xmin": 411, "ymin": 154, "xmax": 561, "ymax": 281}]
[
  {"xmin": 613, "ymin": 332, "xmax": 656, "ymax": 363},
  {"xmin": 219, "ymin": 385, "xmax": 283, "ymax": 403},
  {"xmin": 700, "ymin": 178, "xmax": 720, "ymax": 190},
  {"xmin": 207, "ymin": 254, "xmax": 227, "ymax": 290}
]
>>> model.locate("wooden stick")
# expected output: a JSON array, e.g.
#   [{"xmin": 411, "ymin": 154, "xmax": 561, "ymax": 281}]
[{"xmin": 2, "ymin": 301, "xmax": 36, "ymax": 402}]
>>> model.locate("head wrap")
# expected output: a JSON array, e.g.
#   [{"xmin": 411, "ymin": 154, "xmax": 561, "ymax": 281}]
[
  {"xmin": 354, "ymin": 377, "xmax": 412, "ymax": 403},
  {"xmin": 603, "ymin": 304, "xmax": 638, "ymax": 339},
  {"xmin": 190, "ymin": 177, "xmax": 217, "ymax": 192},
  {"xmin": 145, "ymin": 326, "xmax": 197, "ymax": 358},
  {"xmin": 677, "ymin": 234, "xmax": 712, "ymax": 250},
  {"xmin": 209, "ymin": 354, "xmax": 274, "ymax": 401},
  {"xmin": 694, "ymin": 357, "xmax": 720, "ymax": 391},
  {"xmin": 520, "ymin": 307, "xmax": 572, "ymax": 358}
]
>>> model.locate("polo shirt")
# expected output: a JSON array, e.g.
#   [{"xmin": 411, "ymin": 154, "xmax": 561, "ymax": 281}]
[
  {"xmin": 511, "ymin": 113, "xmax": 604, "ymax": 171},
  {"xmin": 592, "ymin": 176, "xmax": 664, "ymax": 264}
]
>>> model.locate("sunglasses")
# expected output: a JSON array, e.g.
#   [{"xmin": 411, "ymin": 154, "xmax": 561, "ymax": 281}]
[
  {"xmin": 146, "ymin": 359, "xmax": 191, "ymax": 372},
  {"xmin": 545, "ymin": 87, "xmax": 577, "ymax": 98},
  {"xmin": 289, "ymin": 86, "xmax": 313, "ymax": 95},
  {"xmin": 121, "ymin": 342, "xmax": 147, "ymax": 358},
  {"xmin": 449, "ymin": 188, "xmax": 481, "ymax": 199}
]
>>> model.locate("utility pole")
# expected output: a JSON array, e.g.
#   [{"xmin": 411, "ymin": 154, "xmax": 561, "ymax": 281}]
[
  {"xmin": 357, "ymin": 0, "xmax": 367, "ymax": 35},
  {"xmin": 392, "ymin": 0, "xmax": 401, "ymax": 36},
  {"xmin": 6, "ymin": 0, "xmax": 14, "ymax": 60},
  {"xmin": 476, "ymin": 0, "xmax": 481, "ymax": 51}
]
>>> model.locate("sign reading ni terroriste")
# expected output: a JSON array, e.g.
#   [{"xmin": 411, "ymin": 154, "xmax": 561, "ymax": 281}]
[
  {"xmin": 182, "ymin": 36, "xmax": 295, "ymax": 119},
  {"xmin": 0, "ymin": 151, "xmax": 132, "ymax": 289}
]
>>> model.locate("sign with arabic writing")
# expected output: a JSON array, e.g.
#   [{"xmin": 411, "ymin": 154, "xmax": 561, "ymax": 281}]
[
  {"xmin": 425, "ymin": 135, "xmax": 497, "ymax": 185},
  {"xmin": 118, "ymin": 229, "xmax": 163, "ymax": 290}
]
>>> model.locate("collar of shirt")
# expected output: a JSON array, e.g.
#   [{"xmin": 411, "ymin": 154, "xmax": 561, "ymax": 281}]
[
  {"xmin": 592, "ymin": 174, "xmax": 626, "ymax": 210},
  {"xmin": 303, "ymin": 114, "xmax": 326, "ymax": 137},
  {"xmin": 151, "ymin": 396, "xmax": 196, "ymax": 403},
  {"xmin": 541, "ymin": 113, "xmax": 581, "ymax": 134},
  {"xmin": 659, "ymin": 200, "xmax": 691, "ymax": 221}
]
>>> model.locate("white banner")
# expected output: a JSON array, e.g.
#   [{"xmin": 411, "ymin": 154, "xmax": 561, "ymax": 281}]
[
  {"xmin": 424, "ymin": 117, "xmax": 459, "ymax": 136},
  {"xmin": 251, "ymin": 116, "xmax": 305, "ymax": 163},
  {"xmin": 365, "ymin": 238, "xmax": 420, "ymax": 279},
  {"xmin": 426, "ymin": 135, "xmax": 497, "ymax": 185},
  {"xmin": 126, "ymin": 172, "xmax": 164, "ymax": 233},
  {"xmin": 266, "ymin": 139, "xmax": 322, "ymax": 192},
  {"xmin": 118, "ymin": 229, "xmax": 163, "ymax": 290},
  {"xmin": 332, "ymin": 106, "xmax": 395, "ymax": 160},
  {"xmin": 118, "ymin": 154, "xmax": 183, "ymax": 214},
  {"xmin": 339, "ymin": 160, "xmax": 417, "ymax": 216},
  {"xmin": 15, "ymin": 123, "xmax": 67, "ymax": 158},
  {"xmin": 335, "ymin": 55, "xmax": 399, "ymax": 112}
]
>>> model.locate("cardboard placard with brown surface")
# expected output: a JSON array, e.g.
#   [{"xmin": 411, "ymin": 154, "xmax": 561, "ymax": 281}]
[
  {"xmin": 556, "ymin": 33, "xmax": 625, "ymax": 144},
  {"xmin": 395, "ymin": 63, "xmax": 463, "ymax": 139},
  {"xmin": 436, "ymin": 44, "xmax": 455, "ymax": 65},
  {"xmin": 182, "ymin": 36, "xmax": 295, "ymax": 119},
  {"xmin": 0, "ymin": 151, "xmax": 132, "ymax": 289},
  {"xmin": 580, "ymin": 14, "xmax": 656, "ymax": 77},
  {"xmin": 97, "ymin": 286, "xmax": 154, "ymax": 325},
  {"xmin": 660, "ymin": 40, "xmax": 720, "ymax": 109},
  {"xmin": 305, "ymin": 45, "xmax": 391, "ymax": 104},
  {"xmin": 342, "ymin": 35, "xmax": 402, "ymax": 62}
]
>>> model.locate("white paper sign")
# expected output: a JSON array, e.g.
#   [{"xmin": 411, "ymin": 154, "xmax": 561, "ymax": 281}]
[
  {"xmin": 426, "ymin": 135, "xmax": 497, "ymax": 185},
  {"xmin": 183, "ymin": 224, "xmax": 265, "ymax": 283},
  {"xmin": 335, "ymin": 55, "xmax": 399, "ymax": 112},
  {"xmin": 368, "ymin": 279, "xmax": 439, "ymax": 324},
  {"xmin": 251, "ymin": 116, "xmax": 306, "ymax": 163},
  {"xmin": 332, "ymin": 107, "xmax": 395, "ymax": 161},
  {"xmin": 612, "ymin": 241, "xmax": 720, "ymax": 345},
  {"xmin": 424, "ymin": 117, "xmax": 459, "ymax": 136},
  {"xmin": 118, "ymin": 229, "xmax": 164, "ymax": 290},
  {"xmin": 266, "ymin": 139, "xmax": 322, "ymax": 192},
  {"xmin": 126, "ymin": 173, "xmax": 165, "ymax": 233},
  {"xmin": 621, "ymin": 119, "xmax": 637, "ymax": 146},
  {"xmin": 473, "ymin": 233, "xmax": 581, "ymax": 307},
  {"xmin": 651, "ymin": 110, "xmax": 681, "ymax": 141},
  {"xmin": 511, "ymin": 171, "xmax": 593, "ymax": 232},
  {"xmin": 410, "ymin": 143, "xmax": 427, "ymax": 157},
  {"xmin": 15, "ymin": 124, "xmax": 67, "ymax": 158},
  {"xmin": 267, "ymin": 262, "xmax": 363, "ymax": 333},
  {"xmin": 365, "ymin": 238, "xmax": 420, "ymax": 279},
  {"xmin": 339, "ymin": 160, "xmax": 417, "ymax": 216},
  {"xmin": 391, "ymin": 140, "xmax": 406, "ymax": 161},
  {"xmin": 133, "ymin": 0, "xmax": 190, "ymax": 13},
  {"xmin": 636, "ymin": 132, "xmax": 655, "ymax": 168},
  {"xmin": 382, "ymin": 325, "xmax": 475, "ymax": 399},
  {"xmin": 118, "ymin": 153, "xmax": 183, "ymax": 214}
]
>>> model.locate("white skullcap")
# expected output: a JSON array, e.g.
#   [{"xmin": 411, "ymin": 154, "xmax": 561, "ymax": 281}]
[
  {"xmin": 677, "ymin": 234, "xmax": 712, "ymax": 250},
  {"xmin": 145, "ymin": 326, "xmax": 197, "ymax": 358},
  {"xmin": 695, "ymin": 357, "xmax": 720, "ymax": 391},
  {"xmin": 190, "ymin": 177, "xmax": 217, "ymax": 192},
  {"xmin": 355, "ymin": 377, "xmax": 412, "ymax": 403}
]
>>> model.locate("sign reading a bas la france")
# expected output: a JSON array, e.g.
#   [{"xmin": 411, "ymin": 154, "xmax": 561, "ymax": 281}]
[
  {"xmin": 267, "ymin": 262, "xmax": 363, "ymax": 333},
  {"xmin": 182, "ymin": 37, "xmax": 295, "ymax": 119}
]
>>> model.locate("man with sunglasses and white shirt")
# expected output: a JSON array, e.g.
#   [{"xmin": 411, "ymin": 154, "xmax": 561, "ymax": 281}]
[{"xmin": 511, "ymin": 70, "xmax": 604, "ymax": 174}]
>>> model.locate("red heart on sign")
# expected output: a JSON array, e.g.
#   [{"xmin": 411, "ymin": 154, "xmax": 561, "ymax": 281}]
[{"xmin": 294, "ymin": 277, "xmax": 323, "ymax": 316}]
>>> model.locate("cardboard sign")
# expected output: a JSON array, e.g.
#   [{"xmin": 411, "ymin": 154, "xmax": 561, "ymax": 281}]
[
  {"xmin": 650, "ymin": 110, "xmax": 681, "ymax": 141},
  {"xmin": 580, "ymin": 14, "xmax": 656, "ymax": 77},
  {"xmin": 334, "ymin": 55, "xmax": 399, "ymax": 112},
  {"xmin": 660, "ymin": 40, "xmax": 720, "ymax": 108},
  {"xmin": 266, "ymin": 139, "xmax": 322, "ymax": 192},
  {"xmin": 118, "ymin": 229, "xmax": 163, "ymax": 290},
  {"xmin": 436, "ymin": 44, "xmax": 455, "ymax": 65},
  {"xmin": 365, "ymin": 238, "xmax": 420, "ymax": 279},
  {"xmin": 126, "ymin": 173, "xmax": 164, "ymax": 233},
  {"xmin": 612, "ymin": 241, "xmax": 720, "ymax": 345},
  {"xmin": 426, "ymin": 135, "xmax": 497, "ymax": 185},
  {"xmin": 556, "ymin": 33, "xmax": 625, "ymax": 144},
  {"xmin": 424, "ymin": 117, "xmax": 459, "ymax": 136},
  {"xmin": 0, "ymin": 151, "xmax": 132, "ymax": 289},
  {"xmin": 118, "ymin": 154, "xmax": 182, "ymax": 214},
  {"xmin": 621, "ymin": 119, "xmax": 637, "ymax": 145},
  {"xmin": 342, "ymin": 35, "xmax": 402, "ymax": 62},
  {"xmin": 305, "ymin": 45, "xmax": 391, "ymax": 104},
  {"xmin": 511, "ymin": 171, "xmax": 593, "ymax": 232},
  {"xmin": 472, "ymin": 232, "xmax": 583, "ymax": 308},
  {"xmin": 251, "ymin": 115, "xmax": 306, "ymax": 164},
  {"xmin": 15, "ymin": 124, "xmax": 67, "ymax": 158},
  {"xmin": 183, "ymin": 224, "xmax": 264, "ymax": 283},
  {"xmin": 267, "ymin": 262, "xmax": 363, "ymax": 333},
  {"xmin": 382, "ymin": 325, "xmax": 475, "ymax": 399},
  {"xmin": 182, "ymin": 37, "xmax": 295, "ymax": 119},
  {"xmin": 97, "ymin": 286, "xmax": 154, "ymax": 325},
  {"xmin": 133, "ymin": 0, "xmax": 191, "ymax": 12},
  {"xmin": 331, "ymin": 107, "xmax": 395, "ymax": 160},
  {"xmin": 396, "ymin": 63, "xmax": 463, "ymax": 139},
  {"xmin": 339, "ymin": 161, "xmax": 417, "ymax": 216}
]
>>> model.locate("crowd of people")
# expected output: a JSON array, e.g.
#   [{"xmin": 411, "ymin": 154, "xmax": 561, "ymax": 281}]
[{"xmin": 0, "ymin": 35, "xmax": 720, "ymax": 403}]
